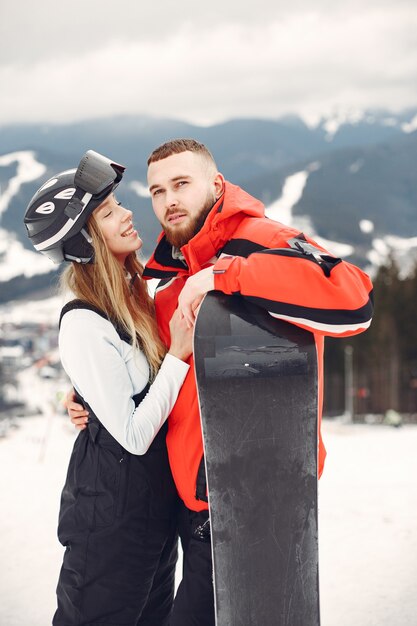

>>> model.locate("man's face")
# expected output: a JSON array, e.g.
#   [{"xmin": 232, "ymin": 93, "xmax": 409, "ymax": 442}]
[{"xmin": 147, "ymin": 151, "xmax": 224, "ymax": 248}]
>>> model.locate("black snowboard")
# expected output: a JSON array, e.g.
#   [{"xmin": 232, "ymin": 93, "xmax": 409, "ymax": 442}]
[{"xmin": 194, "ymin": 292, "xmax": 320, "ymax": 626}]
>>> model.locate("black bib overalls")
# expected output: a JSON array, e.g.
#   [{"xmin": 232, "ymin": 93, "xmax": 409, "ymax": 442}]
[{"xmin": 53, "ymin": 302, "xmax": 179, "ymax": 626}]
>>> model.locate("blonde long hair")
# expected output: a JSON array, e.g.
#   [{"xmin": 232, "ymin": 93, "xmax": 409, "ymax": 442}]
[{"xmin": 60, "ymin": 213, "xmax": 166, "ymax": 378}]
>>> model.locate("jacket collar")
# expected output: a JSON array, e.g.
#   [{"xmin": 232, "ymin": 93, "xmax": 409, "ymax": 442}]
[{"xmin": 143, "ymin": 181, "xmax": 265, "ymax": 278}]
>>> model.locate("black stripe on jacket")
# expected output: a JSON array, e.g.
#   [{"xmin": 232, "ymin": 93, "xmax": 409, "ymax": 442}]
[{"xmin": 237, "ymin": 292, "xmax": 374, "ymax": 330}]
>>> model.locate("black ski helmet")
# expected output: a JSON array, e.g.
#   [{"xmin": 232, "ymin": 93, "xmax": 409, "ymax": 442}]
[{"xmin": 24, "ymin": 150, "xmax": 126, "ymax": 264}]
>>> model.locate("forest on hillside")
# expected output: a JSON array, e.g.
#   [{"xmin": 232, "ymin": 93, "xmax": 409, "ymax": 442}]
[{"xmin": 324, "ymin": 258, "xmax": 417, "ymax": 419}]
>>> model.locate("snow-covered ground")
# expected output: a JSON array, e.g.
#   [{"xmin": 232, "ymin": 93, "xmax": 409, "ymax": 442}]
[
  {"xmin": 0, "ymin": 151, "xmax": 46, "ymax": 218},
  {"xmin": 0, "ymin": 151, "xmax": 54, "ymax": 281},
  {"xmin": 0, "ymin": 295, "xmax": 64, "ymax": 326},
  {"xmin": 264, "ymin": 165, "xmax": 417, "ymax": 277},
  {"xmin": 0, "ymin": 407, "xmax": 416, "ymax": 626},
  {"xmin": 319, "ymin": 420, "xmax": 417, "ymax": 626}
]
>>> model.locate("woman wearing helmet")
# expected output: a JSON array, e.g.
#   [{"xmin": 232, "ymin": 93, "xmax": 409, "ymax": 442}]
[{"xmin": 24, "ymin": 151, "xmax": 193, "ymax": 626}]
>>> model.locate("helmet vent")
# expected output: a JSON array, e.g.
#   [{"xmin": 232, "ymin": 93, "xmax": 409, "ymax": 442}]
[
  {"xmin": 55, "ymin": 187, "xmax": 76, "ymax": 200},
  {"xmin": 35, "ymin": 202, "xmax": 55, "ymax": 215}
]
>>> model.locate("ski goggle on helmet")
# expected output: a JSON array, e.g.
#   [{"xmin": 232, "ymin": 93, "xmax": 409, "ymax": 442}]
[{"xmin": 24, "ymin": 150, "xmax": 126, "ymax": 264}]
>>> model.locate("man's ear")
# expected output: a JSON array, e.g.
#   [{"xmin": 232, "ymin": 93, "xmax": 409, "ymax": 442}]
[{"xmin": 213, "ymin": 172, "xmax": 225, "ymax": 199}]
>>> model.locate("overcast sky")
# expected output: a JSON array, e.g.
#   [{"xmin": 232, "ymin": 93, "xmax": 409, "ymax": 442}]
[{"xmin": 0, "ymin": 0, "xmax": 416, "ymax": 126}]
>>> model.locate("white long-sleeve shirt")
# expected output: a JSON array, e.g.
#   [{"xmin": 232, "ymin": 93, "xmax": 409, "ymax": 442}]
[{"xmin": 59, "ymin": 308, "xmax": 189, "ymax": 455}]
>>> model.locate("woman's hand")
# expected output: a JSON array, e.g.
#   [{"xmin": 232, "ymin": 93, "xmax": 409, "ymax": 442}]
[
  {"xmin": 168, "ymin": 307, "xmax": 194, "ymax": 361},
  {"xmin": 178, "ymin": 267, "xmax": 215, "ymax": 327},
  {"xmin": 64, "ymin": 388, "xmax": 89, "ymax": 430}
]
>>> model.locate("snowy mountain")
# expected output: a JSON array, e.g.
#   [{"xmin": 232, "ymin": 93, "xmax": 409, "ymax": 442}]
[
  {"xmin": 0, "ymin": 108, "xmax": 416, "ymax": 303},
  {"xmin": 310, "ymin": 107, "xmax": 417, "ymax": 143},
  {"xmin": 244, "ymin": 129, "xmax": 417, "ymax": 275}
]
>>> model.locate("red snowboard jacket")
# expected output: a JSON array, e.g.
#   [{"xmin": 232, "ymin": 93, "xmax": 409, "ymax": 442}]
[{"xmin": 144, "ymin": 182, "xmax": 373, "ymax": 512}]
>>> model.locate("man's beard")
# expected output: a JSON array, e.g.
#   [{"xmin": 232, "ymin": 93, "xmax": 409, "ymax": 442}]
[{"xmin": 163, "ymin": 192, "xmax": 217, "ymax": 249}]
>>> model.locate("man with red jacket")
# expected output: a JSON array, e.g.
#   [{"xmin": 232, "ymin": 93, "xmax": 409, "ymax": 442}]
[
  {"xmin": 143, "ymin": 139, "xmax": 373, "ymax": 626},
  {"xmin": 70, "ymin": 138, "xmax": 373, "ymax": 625}
]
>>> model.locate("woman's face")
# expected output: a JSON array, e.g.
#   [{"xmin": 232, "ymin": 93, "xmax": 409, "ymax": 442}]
[{"xmin": 93, "ymin": 194, "xmax": 142, "ymax": 263}]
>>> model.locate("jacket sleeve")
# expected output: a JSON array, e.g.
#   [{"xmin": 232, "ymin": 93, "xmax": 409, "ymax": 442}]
[{"xmin": 212, "ymin": 235, "xmax": 373, "ymax": 338}]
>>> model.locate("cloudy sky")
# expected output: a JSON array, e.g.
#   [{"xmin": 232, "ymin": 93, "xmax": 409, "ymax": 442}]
[{"xmin": 1, "ymin": 0, "xmax": 416, "ymax": 126}]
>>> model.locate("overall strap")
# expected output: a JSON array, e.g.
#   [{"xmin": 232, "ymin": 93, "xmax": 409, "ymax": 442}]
[
  {"xmin": 60, "ymin": 299, "xmax": 108, "ymax": 327},
  {"xmin": 60, "ymin": 299, "xmax": 133, "ymax": 344},
  {"xmin": 61, "ymin": 299, "xmax": 160, "ymax": 449}
]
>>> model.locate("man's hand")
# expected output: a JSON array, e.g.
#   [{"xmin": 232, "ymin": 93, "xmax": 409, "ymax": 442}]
[
  {"xmin": 178, "ymin": 267, "xmax": 215, "ymax": 327},
  {"xmin": 65, "ymin": 388, "xmax": 89, "ymax": 430}
]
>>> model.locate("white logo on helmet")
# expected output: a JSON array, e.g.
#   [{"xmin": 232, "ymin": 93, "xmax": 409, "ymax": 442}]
[
  {"xmin": 55, "ymin": 188, "xmax": 76, "ymax": 200},
  {"xmin": 35, "ymin": 202, "xmax": 55, "ymax": 215},
  {"xmin": 39, "ymin": 178, "xmax": 58, "ymax": 191}
]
